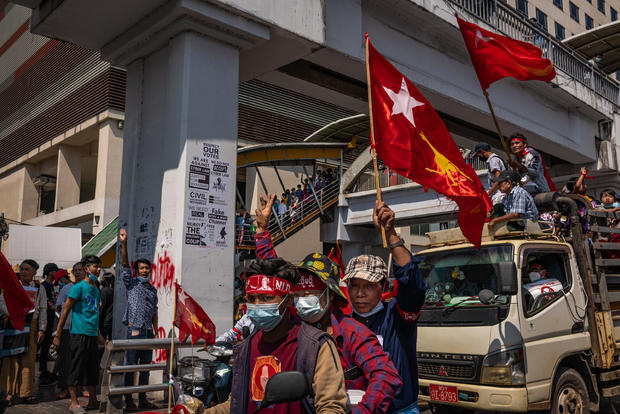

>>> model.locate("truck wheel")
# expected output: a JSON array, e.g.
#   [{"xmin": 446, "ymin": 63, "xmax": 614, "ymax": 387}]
[{"xmin": 551, "ymin": 368, "xmax": 590, "ymax": 414}]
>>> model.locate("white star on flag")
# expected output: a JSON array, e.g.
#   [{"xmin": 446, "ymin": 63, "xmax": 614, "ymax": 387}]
[
  {"xmin": 383, "ymin": 78, "xmax": 425, "ymax": 128},
  {"xmin": 475, "ymin": 29, "xmax": 493, "ymax": 48}
]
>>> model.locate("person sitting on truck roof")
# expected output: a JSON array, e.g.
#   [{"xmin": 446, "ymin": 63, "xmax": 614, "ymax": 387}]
[
  {"xmin": 343, "ymin": 201, "xmax": 427, "ymax": 413},
  {"xmin": 506, "ymin": 133, "xmax": 551, "ymax": 195},
  {"xmin": 488, "ymin": 170, "xmax": 539, "ymax": 230},
  {"xmin": 473, "ymin": 141, "xmax": 506, "ymax": 204}
]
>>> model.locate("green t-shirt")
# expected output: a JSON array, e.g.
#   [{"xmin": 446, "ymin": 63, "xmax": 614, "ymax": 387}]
[{"xmin": 68, "ymin": 280, "xmax": 100, "ymax": 336}]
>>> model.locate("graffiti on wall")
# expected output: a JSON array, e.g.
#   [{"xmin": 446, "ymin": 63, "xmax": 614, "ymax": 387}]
[{"xmin": 151, "ymin": 250, "xmax": 175, "ymax": 291}]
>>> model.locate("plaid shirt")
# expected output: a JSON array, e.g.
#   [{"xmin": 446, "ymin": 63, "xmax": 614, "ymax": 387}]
[
  {"xmin": 255, "ymin": 231, "xmax": 402, "ymax": 414},
  {"xmin": 502, "ymin": 185, "xmax": 538, "ymax": 220}
]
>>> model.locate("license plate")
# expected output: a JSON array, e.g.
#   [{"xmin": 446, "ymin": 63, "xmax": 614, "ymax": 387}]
[{"xmin": 429, "ymin": 384, "xmax": 458, "ymax": 403}]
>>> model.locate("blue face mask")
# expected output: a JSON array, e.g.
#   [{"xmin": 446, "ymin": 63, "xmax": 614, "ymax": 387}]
[
  {"xmin": 58, "ymin": 281, "xmax": 66, "ymax": 288},
  {"xmin": 294, "ymin": 290, "xmax": 329, "ymax": 324},
  {"xmin": 352, "ymin": 301, "xmax": 384, "ymax": 318},
  {"xmin": 138, "ymin": 276, "xmax": 150, "ymax": 283},
  {"xmin": 246, "ymin": 297, "xmax": 286, "ymax": 332},
  {"xmin": 88, "ymin": 274, "xmax": 99, "ymax": 283}
]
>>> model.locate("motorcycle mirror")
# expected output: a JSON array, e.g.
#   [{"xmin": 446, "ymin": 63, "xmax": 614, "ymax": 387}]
[
  {"xmin": 253, "ymin": 371, "xmax": 308, "ymax": 414},
  {"xmin": 478, "ymin": 289, "xmax": 495, "ymax": 305}
]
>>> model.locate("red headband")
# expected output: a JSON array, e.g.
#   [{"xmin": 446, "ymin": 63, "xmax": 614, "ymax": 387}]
[
  {"xmin": 246, "ymin": 275, "xmax": 292, "ymax": 296},
  {"xmin": 293, "ymin": 273, "xmax": 326, "ymax": 292},
  {"xmin": 509, "ymin": 137, "xmax": 527, "ymax": 144}
]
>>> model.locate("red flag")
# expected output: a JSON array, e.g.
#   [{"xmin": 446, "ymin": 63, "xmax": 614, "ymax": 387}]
[
  {"xmin": 456, "ymin": 16, "xmax": 556, "ymax": 90},
  {"xmin": 0, "ymin": 252, "xmax": 34, "ymax": 331},
  {"xmin": 173, "ymin": 283, "xmax": 216, "ymax": 345},
  {"xmin": 366, "ymin": 36, "xmax": 492, "ymax": 248},
  {"xmin": 328, "ymin": 245, "xmax": 352, "ymax": 315}
]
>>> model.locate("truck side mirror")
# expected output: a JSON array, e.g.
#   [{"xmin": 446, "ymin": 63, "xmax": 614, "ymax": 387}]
[
  {"xmin": 497, "ymin": 262, "xmax": 518, "ymax": 295},
  {"xmin": 253, "ymin": 371, "xmax": 309, "ymax": 414}
]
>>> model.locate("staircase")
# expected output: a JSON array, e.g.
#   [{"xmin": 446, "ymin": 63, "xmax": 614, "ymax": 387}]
[{"xmin": 235, "ymin": 179, "xmax": 340, "ymax": 250}]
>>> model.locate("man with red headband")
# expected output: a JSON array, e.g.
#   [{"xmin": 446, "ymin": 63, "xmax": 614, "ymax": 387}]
[
  {"xmin": 507, "ymin": 133, "xmax": 552, "ymax": 195},
  {"xmin": 253, "ymin": 194, "xmax": 403, "ymax": 413},
  {"xmin": 206, "ymin": 255, "xmax": 347, "ymax": 414}
]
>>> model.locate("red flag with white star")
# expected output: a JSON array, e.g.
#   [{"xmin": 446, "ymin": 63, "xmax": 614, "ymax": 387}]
[
  {"xmin": 173, "ymin": 283, "xmax": 216, "ymax": 344},
  {"xmin": 366, "ymin": 36, "xmax": 492, "ymax": 248},
  {"xmin": 457, "ymin": 16, "xmax": 556, "ymax": 90}
]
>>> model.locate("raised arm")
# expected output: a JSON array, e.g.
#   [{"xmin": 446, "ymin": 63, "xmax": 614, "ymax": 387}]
[{"xmin": 255, "ymin": 194, "xmax": 277, "ymax": 259}]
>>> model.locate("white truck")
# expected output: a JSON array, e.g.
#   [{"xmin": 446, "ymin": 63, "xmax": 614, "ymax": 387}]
[{"xmin": 415, "ymin": 194, "xmax": 620, "ymax": 413}]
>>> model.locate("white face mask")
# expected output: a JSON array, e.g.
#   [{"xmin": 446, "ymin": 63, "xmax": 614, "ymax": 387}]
[
  {"xmin": 529, "ymin": 271, "xmax": 541, "ymax": 282},
  {"xmin": 352, "ymin": 301, "xmax": 384, "ymax": 318}
]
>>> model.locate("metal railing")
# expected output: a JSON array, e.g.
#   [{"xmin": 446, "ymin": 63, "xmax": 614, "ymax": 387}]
[
  {"xmin": 450, "ymin": 0, "xmax": 619, "ymax": 104},
  {"xmin": 267, "ymin": 179, "xmax": 341, "ymax": 243},
  {"xmin": 100, "ymin": 338, "xmax": 206, "ymax": 414}
]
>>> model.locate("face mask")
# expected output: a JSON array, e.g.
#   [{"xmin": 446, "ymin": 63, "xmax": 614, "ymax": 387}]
[
  {"xmin": 88, "ymin": 274, "xmax": 99, "ymax": 283},
  {"xmin": 294, "ymin": 290, "xmax": 329, "ymax": 324},
  {"xmin": 529, "ymin": 271, "xmax": 541, "ymax": 282},
  {"xmin": 246, "ymin": 296, "xmax": 287, "ymax": 332},
  {"xmin": 58, "ymin": 281, "xmax": 66, "ymax": 288},
  {"xmin": 352, "ymin": 301, "xmax": 384, "ymax": 318},
  {"xmin": 138, "ymin": 276, "xmax": 149, "ymax": 283}
]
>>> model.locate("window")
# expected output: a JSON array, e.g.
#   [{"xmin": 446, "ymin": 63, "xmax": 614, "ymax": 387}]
[
  {"xmin": 522, "ymin": 250, "xmax": 571, "ymax": 316},
  {"xmin": 598, "ymin": 0, "xmax": 605, "ymax": 14},
  {"xmin": 570, "ymin": 2, "xmax": 579, "ymax": 22},
  {"xmin": 555, "ymin": 22, "xmax": 566, "ymax": 40},
  {"xmin": 612, "ymin": 7, "xmax": 617, "ymax": 21},
  {"xmin": 585, "ymin": 14, "xmax": 594, "ymax": 29},
  {"xmin": 535, "ymin": 9, "xmax": 548, "ymax": 30},
  {"xmin": 553, "ymin": 0, "xmax": 563, "ymax": 9},
  {"xmin": 516, "ymin": 0, "xmax": 528, "ymax": 17}
]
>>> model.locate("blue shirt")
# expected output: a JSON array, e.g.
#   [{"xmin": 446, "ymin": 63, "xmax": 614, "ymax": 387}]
[
  {"xmin": 68, "ymin": 280, "xmax": 101, "ymax": 336},
  {"xmin": 122, "ymin": 268, "xmax": 158, "ymax": 329},
  {"xmin": 353, "ymin": 253, "xmax": 426, "ymax": 411},
  {"xmin": 502, "ymin": 185, "xmax": 539, "ymax": 220}
]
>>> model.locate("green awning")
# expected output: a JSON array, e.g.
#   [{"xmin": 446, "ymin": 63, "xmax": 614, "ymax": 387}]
[{"xmin": 81, "ymin": 216, "xmax": 118, "ymax": 257}]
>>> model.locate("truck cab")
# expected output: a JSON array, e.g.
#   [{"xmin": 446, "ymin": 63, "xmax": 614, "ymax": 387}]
[{"xmin": 415, "ymin": 218, "xmax": 599, "ymax": 413}]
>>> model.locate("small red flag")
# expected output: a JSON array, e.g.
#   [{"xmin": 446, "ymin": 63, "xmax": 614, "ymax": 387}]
[
  {"xmin": 456, "ymin": 16, "xmax": 556, "ymax": 90},
  {"xmin": 328, "ymin": 245, "xmax": 352, "ymax": 315},
  {"xmin": 0, "ymin": 252, "xmax": 34, "ymax": 331},
  {"xmin": 366, "ymin": 36, "xmax": 492, "ymax": 248},
  {"xmin": 173, "ymin": 283, "xmax": 216, "ymax": 345}
]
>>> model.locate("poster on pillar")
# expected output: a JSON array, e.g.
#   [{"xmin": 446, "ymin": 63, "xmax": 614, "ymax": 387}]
[{"xmin": 184, "ymin": 140, "xmax": 231, "ymax": 248}]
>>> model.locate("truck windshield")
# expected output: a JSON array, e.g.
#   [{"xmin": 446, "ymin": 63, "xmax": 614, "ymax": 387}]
[{"xmin": 417, "ymin": 244, "xmax": 513, "ymax": 308}]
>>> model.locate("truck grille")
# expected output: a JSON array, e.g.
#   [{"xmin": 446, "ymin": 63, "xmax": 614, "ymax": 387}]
[{"xmin": 418, "ymin": 361, "xmax": 475, "ymax": 379}]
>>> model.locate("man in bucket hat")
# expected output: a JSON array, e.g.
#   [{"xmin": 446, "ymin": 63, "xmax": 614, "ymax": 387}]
[
  {"xmin": 344, "ymin": 201, "xmax": 427, "ymax": 414},
  {"xmin": 252, "ymin": 195, "xmax": 404, "ymax": 413}
]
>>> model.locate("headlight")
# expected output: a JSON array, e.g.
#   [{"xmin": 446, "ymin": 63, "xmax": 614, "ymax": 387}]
[{"xmin": 480, "ymin": 347, "xmax": 525, "ymax": 386}]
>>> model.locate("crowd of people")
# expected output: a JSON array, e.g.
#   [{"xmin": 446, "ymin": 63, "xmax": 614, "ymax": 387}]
[
  {"xmin": 472, "ymin": 133, "xmax": 620, "ymax": 230},
  {"xmin": 0, "ymin": 227, "xmax": 159, "ymax": 413},
  {"xmin": 236, "ymin": 168, "xmax": 339, "ymax": 245},
  {"xmin": 211, "ymin": 194, "xmax": 426, "ymax": 414}
]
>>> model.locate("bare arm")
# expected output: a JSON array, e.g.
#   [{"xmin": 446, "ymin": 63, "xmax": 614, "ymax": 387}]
[
  {"xmin": 255, "ymin": 194, "xmax": 276, "ymax": 234},
  {"xmin": 489, "ymin": 212, "xmax": 521, "ymax": 229},
  {"xmin": 487, "ymin": 170, "xmax": 501, "ymax": 196},
  {"xmin": 374, "ymin": 201, "xmax": 411, "ymax": 266},
  {"xmin": 53, "ymin": 297, "xmax": 76, "ymax": 348},
  {"xmin": 573, "ymin": 167, "xmax": 587, "ymax": 194},
  {"xmin": 120, "ymin": 228, "xmax": 129, "ymax": 268}
]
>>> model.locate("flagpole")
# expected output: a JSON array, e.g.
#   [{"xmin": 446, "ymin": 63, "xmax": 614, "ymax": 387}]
[
  {"xmin": 365, "ymin": 34, "xmax": 388, "ymax": 249},
  {"xmin": 168, "ymin": 282, "xmax": 178, "ymax": 414}
]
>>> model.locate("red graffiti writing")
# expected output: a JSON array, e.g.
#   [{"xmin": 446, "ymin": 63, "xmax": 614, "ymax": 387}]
[
  {"xmin": 154, "ymin": 327, "xmax": 168, "ymax": 362},
  {"xmin": 151, "ymin": 251, "xmax": 175, "ymax": 290}
]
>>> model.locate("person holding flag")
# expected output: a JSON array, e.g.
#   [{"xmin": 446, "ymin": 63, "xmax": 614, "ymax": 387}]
[
  {"xmin": 253, "ymin": 193, "xmax": 404, "ymax": 414},
  {"xmin": 507, "ymin": 133, "xmax": 553, "ymax": 196},
  {"xmin": 206, "ymin": 255, "xmax": 347, "ymax": 413}
]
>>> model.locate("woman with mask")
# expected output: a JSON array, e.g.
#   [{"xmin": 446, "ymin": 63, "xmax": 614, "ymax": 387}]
[
  {"xmin": 206, "ymin": 256, "xmax": 347, "ymax": 414},
  {"xmin": 253, "ymin": 193, "xmax": 402, "ymax": 413},
  {"xmin": 294, "ymin": 254, "xmax": 403, "ymax": 414}
]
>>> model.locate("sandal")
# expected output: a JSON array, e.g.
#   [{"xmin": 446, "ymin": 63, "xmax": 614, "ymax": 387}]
[{"xmin": 69, "ymin": 405, "xmax": 87, "ymax": 414}]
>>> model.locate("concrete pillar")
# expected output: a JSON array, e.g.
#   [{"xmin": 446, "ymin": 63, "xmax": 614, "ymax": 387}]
[
  {"xmin": 93, "ymin": 120, "xmax": 123, "ymax": 233},
  {"xmin": 113, "ymin": 32, "xmax": 241, "ymax": 341},
  {"xmin": 20, "ymin": 164, "xmax": 39, "ymax": 221},
  {"xmin": 54, "ymin": 145, "xmax": 82, "ymax": 211}
]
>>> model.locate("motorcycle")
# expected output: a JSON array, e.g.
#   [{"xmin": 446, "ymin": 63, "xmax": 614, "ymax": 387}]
[{"xmin": 176, "ymin": 342, "xmax": 233, "ymax": 407}]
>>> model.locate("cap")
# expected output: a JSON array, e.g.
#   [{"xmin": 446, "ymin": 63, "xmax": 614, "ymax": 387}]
[
  {"xmin": 473, "ymin": 142, "xmax": 491, "ymax": 154},
  {"xmin": 53, "ymin": 269, "xmax": 69, "ymax": 285},
  {"xmin": 297, "ymin": 253, "xmax": 347, "ymax": 302},
  {"xmin": 343, "ymin": 254, "xmax": 388, "ymax": 283},
  {"xmin": 494, "ymin": 170, "xmax": 520, "ymax": 183}
]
